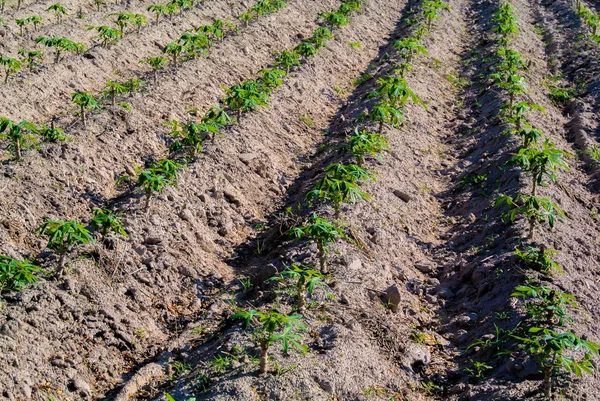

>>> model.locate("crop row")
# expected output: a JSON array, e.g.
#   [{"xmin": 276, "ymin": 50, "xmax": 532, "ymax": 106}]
[
  {"xmin": 0, "ymin": 0, "xmax": 291, "ymax": 162},
  {"xmin": 1, "ymin": 0, "xmax": 280, "ymax": 84},
  {"xmin": 465, "ymin": 2, "xmax": 599, "ymax": 398},
  {"xmin": 219, "ymin": 0, "xmax": 450, "ymax": 380},
  {"xmin": 0, "ymin": 0, "xmax": 362, "ymax": 338}
]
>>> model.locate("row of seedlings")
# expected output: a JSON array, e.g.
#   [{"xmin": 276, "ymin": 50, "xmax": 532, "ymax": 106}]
[
  {"xmin": 3, "ymin": 0, "xmax": 215, "ymax": 82},
  {"xmin": 222, "ymin": 0, "xmax": 450, "ymax": 381},
  {"xmin": 173, "ymin": 0, "xmax": 371, "ymax": 380},
  {"xmin": 0, "ymin": 0, "xmax": 362, "ymax": 335},
  {"xmin": 0, "ymin": 0, "xmax": 290, "ymax": 161},
  {"xmin": 473, "ymin": 2, "xmax": 599, "ymax": 399}
]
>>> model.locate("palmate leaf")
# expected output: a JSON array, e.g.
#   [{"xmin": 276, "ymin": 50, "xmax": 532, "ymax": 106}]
[
  {"xmin": 36, "ymin": 219, "xmax": 94, "ymax": 253},
  {"xmin": 0, "ymin": 256, "xmax": 44, "ymax": 292}
]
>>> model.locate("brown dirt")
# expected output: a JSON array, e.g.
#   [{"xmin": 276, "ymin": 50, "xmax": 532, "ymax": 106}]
[{"xmin": 2, "ymin": 0, "xmax": 600, "ymax": 400}]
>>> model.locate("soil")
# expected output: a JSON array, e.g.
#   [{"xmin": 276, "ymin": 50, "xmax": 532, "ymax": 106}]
[{"xmin": 1, "ymin": 0, "xmax": 600, "ymax": 400}]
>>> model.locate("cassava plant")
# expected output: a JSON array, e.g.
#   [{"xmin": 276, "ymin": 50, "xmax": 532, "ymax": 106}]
[
  {"xmin": 35, "ymin": 36, "xmax": 85, "ymax": 63},
  {"xmin": 256, "ymin": 68, "xmax": 286, "ymax": 93},
  {"xmin": 510, "ymin": 139, "xmax": 569, "ymax": 196},
  {"xmin": 307, "ymin": 163, "xmax": 376, "ymax": 216},
  {"xmin": 496, "ymin": 194, "xmax": 565, "ymax": 239},
  {"xmin": 88, "ymin": 25, "xmax": 122, "ymax": 47},
  {"xmin": 0, "ymin": 255, "xmax": 43, "ymax": 293},
  {"xmin": 272, "ymin": 264, "xmax": 330, "ymax": 310},
  {"xmin": 39, "ymin": 121, "xmax": 69, "ymax": 142},
  {"xmin": 514, "ymin": 246, "xmax": 562, "ymax": 275},
  {"xmin": 163, "ymin": 41, "xmax": 186, "ymax": 67},
  {"xmin": 36, "ymin": 219, "xmax": 94, "ymax": 275},
  {"xmin": 47, "ymin": 3, "xmax": 67, "ymax": 24},
  {"xmin": 110, "ymin": 12, "xmax": 133, "ymax": 35},
  {"xmin": 512, "ymin": 328, "xmax": 598, "ymax": 399},
  {"xmin": 137, "ymin": 159, "xmax": 181, "ymax": 212},
  {"xmin": 201, "ymin": 106, "xmax": 234, "ymax": 134},
  {"xmin": 0, "ymin": 56, "xmax": 21, "ymax": 84},
  {"xmin": 224, "ymin": 80, "xmax": 269, "ymax": 120},
  {"xmin": 0, "ymin": 117, "xmax": 38, "ymax": 160},
  {"xmin": 102, "ymin": 80, "xmax": 128, "ymax": 106},
  {"xmin": 290, "ymin": 214, "xmax": 348, "ymax": 271},
  {"xmin": 141, "ymin": 56, "xmax": 167, "ymax": 84},
  {"xmin": 71, "ymin": 91, "xmax": 99, "ymax": 126},
  {"xmin": 232, "ymin": 309, "xmax": 306, "ymax": 374},
  {"xmin": 273, "ymin": 49, "xmax": 300, "ymax": 74},
  {"xmin": 342, "ymin": 127, "xmax": 390, "ymax": 166},
  {"xmin": 147, "ymin": 4, "xmax": 168, "ymax": 23},
  {"xmin": 29, "ymin": 15, "xmax": 42, "ymax": 30},
  {"xmin": 91, "ymin": 208, "xmax": 128, "ymax": 239},
  {"xmin": 511, "ymin": 285, "xmax": 577, "ymax": 326},
  {"xmin": 18, "ymin": 49, "xmax": 43, "ymax": 71},
  {"xmin": 167, "ymin": 120, "xmax": 217, "ymax": 159}
]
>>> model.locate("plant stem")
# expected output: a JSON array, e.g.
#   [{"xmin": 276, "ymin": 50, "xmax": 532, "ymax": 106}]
[
  {"xmin": 259, "ymin": 342, "xmax": 269, "ymax": 374},
  {"xmin": 14, "ymin": 139, "xmax": 21, "ymax": 160},
  {"xmin": 144, "ymin": 193, "xmax": 152, "ymax": 213},
  {"xmin": 58, "ymin": 251, "xmax": 66, "ymax": 276},
  {"xmin": 317, "ymin": 241, "xmax": 326, "ymax": 272}
]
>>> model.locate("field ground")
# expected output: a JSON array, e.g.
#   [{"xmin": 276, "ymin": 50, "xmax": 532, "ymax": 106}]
[{"xmin": 1, "ymin": 0, "xmax": 600, "ymax": 400}]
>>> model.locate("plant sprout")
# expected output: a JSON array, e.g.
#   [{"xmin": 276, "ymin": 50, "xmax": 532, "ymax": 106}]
[{"xmin": 36, "ymin": 219, "xmax": 94, "ymax": 275}]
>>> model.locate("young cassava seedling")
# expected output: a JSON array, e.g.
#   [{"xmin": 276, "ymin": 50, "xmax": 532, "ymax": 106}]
[
  {"xmin": 495, "ymin": 194, "xmax": 565, "ymax": 239},
  {"xmin": 137, "ymin": 159, "xmax": 181, "ymax": 212},
  {"xmin": 512, "ymin": 328, "xmax": 599, "ymax": 399},
  {"xmin": 511, "ymin": 285, "xmax": 577, "ymax": 326},
  {"xmin": 35, "ymin": 36, "xmax": 85, "ymax": 63},
  {"xmin": 0, "ymin": 255, "xmax": 43, "ymax": 293},
  {"xmin": 88, "ymin": 25, "xmax": 122, "ymax": 47},
  {"xmin": 232, "ymin": 309, "xmax": 306, "ymax": 374},
  {"xmin": 0, "ymin": 118, "xmax": 38, "ymax": 160},
  {"xmin": 514, "ymin": 246, "xmax": 562, "ymax": 275},
  {"xmin": 91, "ymin": 208, "xmax": 128, "ymax": 239},
  {"xmin": 18, "ymin": 49, "xmax": 43, "ymax": 71},
  {"xmin": 47, "ymin": 3, "xmax": 67, "ymax": 24},
  {"xmin": 341, "ymin": 127, "xmax": 390, "ymax": 166},
  {"xmin": 270, "ymin": 264, "xmax": 330, "ymax": 311},
  {"xmin": 141, "ymin": 56, "xmax": 167, "ymax": 84},
  {"xmin": 71, "ymin": 91, "xmax": 99, "ymax": 126},
  {"xmin": 307, "ymin": 163, "xmax": 376, "ymax": 217},
  {"xmin": 224, "ymin": 80, "xmax": 269, "ymax": 120},
  {"xmin": 510, "ymin": 139, "xmax": 568, "ymax": 196},
  {"xmin": 38, "ymin": 121, "xmax": 68, "ymax": 142},
  {"xmin": 273, "ymin": 49, "xmax": 300, "ymax": 74},
  {"xmin": 36, "ymin": 219, "xmax": 94, "ymax": 275},
  {"xmin": 290, "ymin": 214, "xmax": 348, "ymax": 271},
  {"xmin": 0, "ymin": 56, "xmax": 21, "ymax": 84}
]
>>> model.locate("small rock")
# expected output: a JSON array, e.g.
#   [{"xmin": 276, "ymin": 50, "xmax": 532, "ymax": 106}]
[
  {"xmin": 179, "ymin": 209, "xmax": 194, "ymax": 222},
  {"xmin": 393, "ymin": 190, "xmax": 411, "ymax": 202},
  {"xmin": 403, "ymin": 343, "xmax": 430, "ymax": 372},
  {"xmin": 467, "ymin": 213, "xmax": 476, "ymax": 223},
  {"xmin": 239, "ymin": 153, "xmax": 258, "ymax": 165},
  {"xmin": 316, "ymin": 378, "xmax": 334, "ymax": 394},
  {"xmin": 144, "ymin": 235, "xmax": 162, "ymax": 245},
  {"xmin": 195, "ymin": 233, "xmax": 216, "ymax": 253},
  {"xmin": 223, "ymin": 189, "xmax": 241, "ymax": 205},
  {"xmin": 437, "ymin": 287, "xmax": 454, "ymax": 299},
  {"xmin": 72, "ymin": 378, "xmax": 92, "ymax": 398},
  {"xmin": 251, "ymin": 264, "xmax": 278, "ymax": 287},
  {"xmin": 415, "ymin": 262, "xmax": 434, "ymax": 273},
  {"xmin": 382, "ymin": 284, "xmax": 402, "ymax": 313}
]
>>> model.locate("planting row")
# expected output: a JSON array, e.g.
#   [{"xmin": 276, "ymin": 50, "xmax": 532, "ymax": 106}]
[
  {"xmin": 0, "ymin": 0, "xmax": 294, "ymax": 162},
  {"xmin": 1, "ymin": 0, "xmax": 287, "ymax": 84},
  {"xmin": 465, "ymin": 2, "xmax": 599, "ymax": 398}
]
